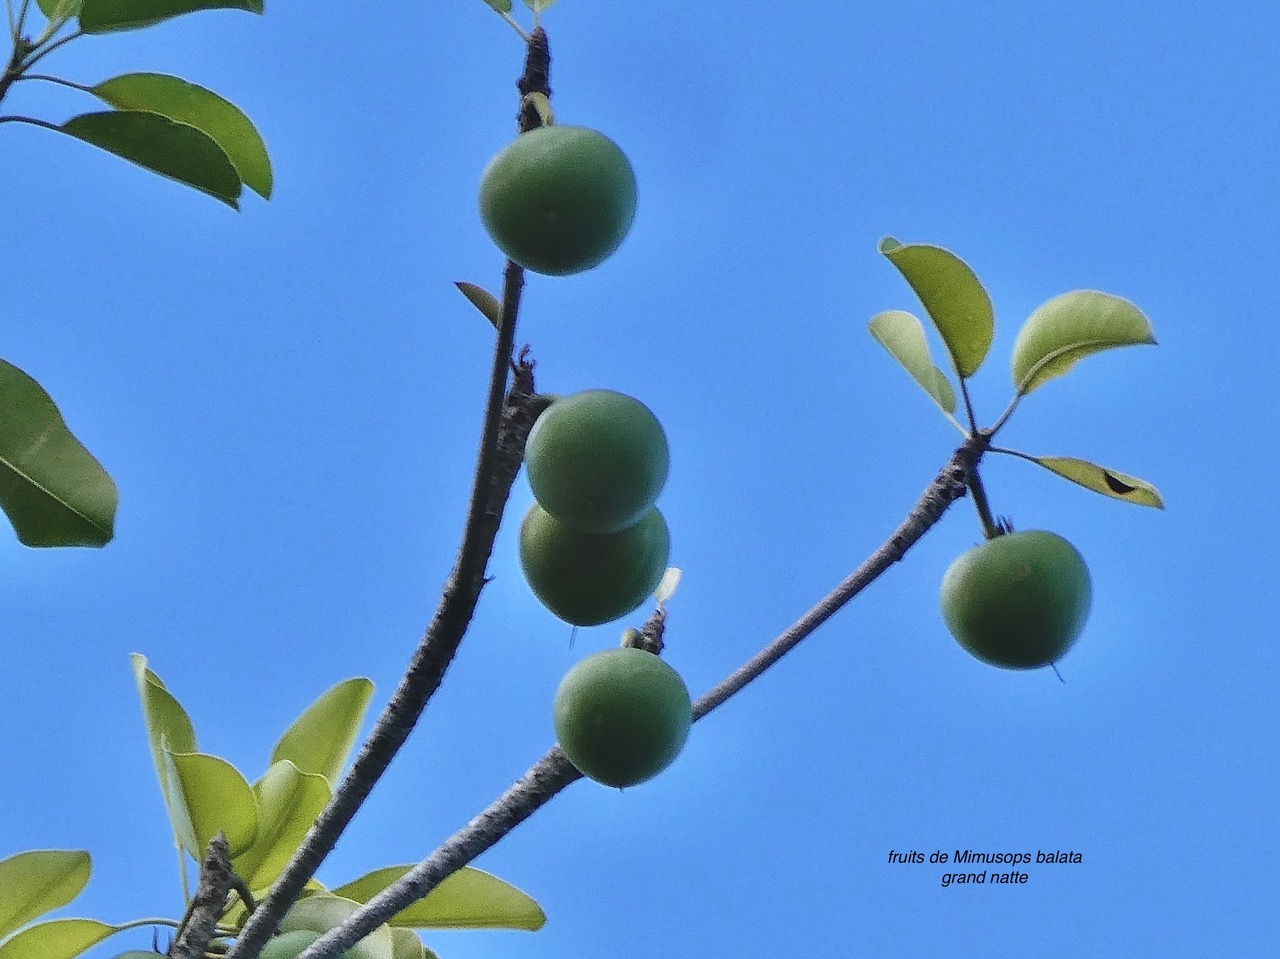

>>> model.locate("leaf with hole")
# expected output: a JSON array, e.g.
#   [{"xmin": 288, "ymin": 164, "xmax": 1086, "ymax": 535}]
[
  {"xmin": 271, "ymin": 678, "xmax": 373, "ymax": 786},
  {"xmin": 1020, "ymin": 454, "xmax": 1163, "ymax": 508},
  {"xmin": 1011, "ymin": 290, "xmax": 1156, "ymax": 395},
  {"xmin": 0, "ymin": 919, "xmax": 117, "ymax": 959},
  {"xmin": 92, "ymin": 73, "xmax": 271, "ymax": 198},
  {"xmin": 867, "ymin": 310, "xmax": 958, "ymax": 415},
  {"xmin": 61, "ymin": 112, "xmax": 241, "ymax": 207},
  {"xmin": 0, "ymin": 359, "xmax": 117, "ymax": 547},
  {"xmin": 454, "ymin": 282, "xmax": 501, "ymax": 330},
  {"xmin": 879, "ymin": 237, "xmax": 993, "ymax": 379},
  {"xmin": 78, "ymin": 0, "xmax": 263, "ymax": 33},
  {"xmin": 332, "ymin": 866, "xmax": 545, "ymax": 931},
  {"xmin": 0, "ymin": 851, "xmax": 90, "ymax": 940}
]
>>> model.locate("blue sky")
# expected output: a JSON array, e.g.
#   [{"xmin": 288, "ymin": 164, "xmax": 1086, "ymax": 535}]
[{"xmin": 2, "ymin": 1, "xmax": 1277, "ymax": 957}]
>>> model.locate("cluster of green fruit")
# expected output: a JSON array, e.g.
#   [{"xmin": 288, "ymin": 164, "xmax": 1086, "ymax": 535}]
[{"xmin": 940, "ymin": 530, "xmax": 1092, "ymax": 670}]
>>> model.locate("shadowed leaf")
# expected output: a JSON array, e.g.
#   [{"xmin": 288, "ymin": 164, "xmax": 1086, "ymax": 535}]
[
  {"xmin": 879, "ymin": 237, "xmax": 993, "ymax": 378},
  {"xmin": 454, "ymin": 282, "xmax": 501, "ymax": 330},
  {"xmin": 130, "ymin": 654, "xmax": 198, "ymax": 849},
  {"xmin": 482, "ymin": 0, "xmax": 512, "ymax": 12},
  {"xmin": 0, "ymin": 359, "xmax": 116, "ymax": 547},
  {"xmin": 1012, "ymin": 290, "xmax": 1156, "ymax": 395},
  {"xmin": 279, "ymin": 896, "xmax": 394, "ymax": 959},
  {"xmin": 233, "ymin": 761, "xmax": 331, "ymax": 891},
  {"xmin": 271, "ymin": 678, "xmax": 373, "ymax": 786},
  {"xmin": 36, "ymin": 1, "xmax": 82, "ymax": 20},
  {"xmin": 867, "ymin": 310, "xmax": 957, "ymax": 414},
  {"xmin": 61, "ymin": 112, "xmax": 241, "ymax": 207},
  {"xmin": 92, "ymin": 73, "xmax": 271, "ymax": 198},
  {"xmin": 1023, "ymin": 454, "xmax": 1163, "ymax": 508},
  {"xmin": 332, "ymin": 866, "xmax": 545, "ymax": 931},
  {"xmin": 0, "ymin": 919, "xmax": 116, "ymax": 959},
  {"xmin": 79, "ymin": 0, "xmax": 262, "ymax": 33},
  {"xmin": 0, "ymin": 852, "xmax": 90, "ymax": 940}
]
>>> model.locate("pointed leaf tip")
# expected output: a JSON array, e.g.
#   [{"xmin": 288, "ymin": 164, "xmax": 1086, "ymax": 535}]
[
  {"xmin": 455, "ymin": 282, "xmax": 502, "ymax": 330},
  {"xmin": 0, "ymin": 850, "xmax": 91, "ymax": 940},
  {"xmin": 879, "ymin": 239, "xmax": 994, "ymax": 379},
  {"xmin": 1012, "ymin": 290, "xmax": 1156, "ymax": 395},
  {"xmin": 867, "ymin": 310, "xmax": 958, "ymax": 415},
  {"xmin": 1023, "ymin": 454, "xmax": 1163, "ymax": 508}
]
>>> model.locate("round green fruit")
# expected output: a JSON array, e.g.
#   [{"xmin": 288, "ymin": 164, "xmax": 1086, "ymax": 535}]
[
  {"xmin": 525, "ymin": 389, "xmax": 669, "ymax": 534},
  {"xmin": 554, "ymin": 646, "xmax": 692, "ymax": 788},
  {"xmin": 260, "ymin": 931, "xmax": 351, "ymax": 959},
  {"xmin": 478, "ymin": 125, "xmax": 637, "ymax": 276},
  {"xmin": 519, "ymin": 503, "xmax": 669, "ymax": 626},
  {"xmin": 940, "ymin": 530, "xmax": 1092, "ymax": 670}
]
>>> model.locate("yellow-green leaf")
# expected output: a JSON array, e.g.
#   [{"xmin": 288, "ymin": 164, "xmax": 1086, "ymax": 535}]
[
  {"xmin": 1024, "ymin": 455, "xmax": 1163, "ymax": 508},
  {"xmin": 271, "ymin": 678, "xmax": 373, "ymax": 786},
  {"xmin": 130, "ymin": 655, "xmax": 198, "ymax": 848},
  {"xmin": 166, "ymin": 751, "xmax": 259, "ymax": 858},
  {"xmin": 279, "ymin": 896, "xmax": 394, "ymax": 959},
  {"xmin": 0, "ymin": 358, "xmax": 117, "ymax": 547},
  {"xmin": 879, "ymin": 237, "xmax": 993, "ymax": 378},
  {"xmin": 0, "ymin": 919, "xmax": 116, "ymax": 959},
  {"xmin": 0, "ymin": 852, "xmax": 90, "ymax": 940},
  {"xmin": 233, "ymin": 761, "xmax": 331, "ymax": 891},
  {"xmin": 1011, "ymin": 290, "xmax": 1156, "ymax": 395},
  {"xmin": 390, "ymin": 929, "xmax": 432, "ymax": 959},
  {"xmin": 332, "ymin": 866, "xmax": 545, "ymax": 931},
  {"xmin": 867, "ymin": 310, "xmax": 958, "ymax": 414},
  {"xmin": 454, "ymin": 282, "xmax": 501, "ymax": 330},
  {"xmin": 92, "ymin": 73, "xmax": 271, "ymax": 199}
]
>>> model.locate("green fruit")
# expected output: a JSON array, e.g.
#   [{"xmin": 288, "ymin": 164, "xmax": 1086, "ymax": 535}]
[
  {"xmin": 519, "ymin": 503, "xmax": 669, "ymax": 626},
  {"xmin": 940, "ymin": 530, "xmax": 1092, "ymax": 669},
  {"xmin": 525, "ymin": 389, "xmax": 669, "ymax": 534},
  {"xmin": 260, "ymin": 930, "xmax": 351, "ymax": 959},
  {"xmin": 478, "ymin": 125, "xmax": 637, "ymax": 276},
  {"xmin": 554, "ymin": 647, "xmax": 692, "ymax": 787}
]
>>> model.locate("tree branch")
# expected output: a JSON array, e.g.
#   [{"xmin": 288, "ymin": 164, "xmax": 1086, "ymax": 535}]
[
  {"xmin": 170, "ymin": 833, "xmax": 235, "ymax": 959},
  {"xmin": 291, "ymin": 440, "xmax": 981, "ymax": 959}
]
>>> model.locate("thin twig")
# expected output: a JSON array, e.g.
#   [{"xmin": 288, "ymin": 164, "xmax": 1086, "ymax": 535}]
[
  {"xmin": 225, "ymin": 32, "xmax": 552, "ymax": 959},
  {"xmin": 290, "ymin": 440, "xmax": 981, "ymax": 959},
  {"xmin": 170, "ymin": 833, "xmax": 235, "ymax": 959}
]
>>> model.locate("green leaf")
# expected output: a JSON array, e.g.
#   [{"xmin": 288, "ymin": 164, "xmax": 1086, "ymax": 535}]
[
  {"xmin": 454, "ymin": 282, "xmax": 501, "ymax": 330},
  {"xmin": 653, "ymin": 567, "xmax": 681, "ymax": 607},
  {"xmin": 279, "ymin": 896, "xmax": 394, "ymax": 959},
  {"xmin": 271, "ymin": 678, "xmax": 373, "ymax": 786},
  {"xmin": 78, "ymin": 0, "xmax": 263, "ymax": 33},
  {"xmin": 1011, "ymin": 290, "xmax": 1156, "ymax": 395},
  {"xmin": 0, "ymin": 359, "xmax": 117, "ymax": 547},
  {"xmin": 481, "ymin": 0, "xmax": 512, "ymax": 13},
  {"xmin": 1022, "ymin": 454, "xmax": 1164, "ymax": 508},
  {"xmin": 521, "ymin": 0, "xmax": 561, "ymax": 10},
  {"xmin": 332, "ymin": 866, "xmax": 545, "ymax": 931},
  {"xmin": 0, "ymin": 919, "xmax": 116, "ymax": 959},
  {"xmin": 879, "ymin": 237, "xmax": 993, "ymax": 379},
  {"xmin": 233, "ymin": 761, "xmax": 331, "ymax": 891},
  {"xmin": 130, "ymin": 654, "xmax": 198, "ymax": 848},
  {"xmin": 37, "ymin": 1, "xmax": 83, "ymax": 21},
  {"xmin": 867, "ymin": 310, "xmax": 959, "ymax": 414},
  {"xmin": 165, "ymin": 751, "xmax": 258, "ymax": 858},
  {"xmin": 390, "ymin": 929, "xmax": 431, "ymax": 959},
  {"xmin": 91, "ymin": 73, "xmax": 271, "ymax": 199},
  {"xmin": 61, "ymin": 112, "xmax": 241, "ymax": 208},
  {"xmin": 0, "ymin": 851, "xmax": 90, "ymax": 940}
]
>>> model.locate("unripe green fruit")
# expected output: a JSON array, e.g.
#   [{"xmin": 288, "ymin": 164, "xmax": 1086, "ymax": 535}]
[
  {"xmin": 479, "ymin": 125, "xmax": 637, "ymax": 276},
  {"xmin": 940, "ymin": 530, "xmax": 1092, "ymax": 669},
  {"xmin": 519, "ymin": 503, "xmax": 669, "ymax": 626},
  {"xmin": 525, "ymin": 389, "xmax": 669, "ymax": 534},
  {"xmin": 259, "ymin": 930, "xmax": 351, "ymax": 959},
  {"xmin": 554, "ymin": 647, "xmax": 692, "ymax": 787}
]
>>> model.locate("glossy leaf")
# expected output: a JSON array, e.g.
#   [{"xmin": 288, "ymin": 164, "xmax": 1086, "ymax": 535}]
[
  {"xmin": 271, "ymin": 677, "xmax": 373, "ymax": 786},
  {"xmin": 1011, "ymin": 290, "xmax": 1156, "ymax": 395},
  {"xmin": 482, "ymin": 0, "xmax": 512, "ymax": 13},
  {"xmin": 1024, "ymin": 454, "xmax": 1164, "ymax": 508},
  {"xmin": 166, "ymin": 751, "xmax": 258, "ymax": 858},
  {"xmin": 332, "ymin": 866, "xmax": 545, "ymax": 931},
  {"xmin": 0, "ymin": 919, "xmax": 116, "ymax": 959},
  {"xmin": 233, "ymin": 761, "xmax": 331, "ymax": 891},
  {"xmin": 867, "ymin": 310, "xmax": 958, "ymax": 414},
  {"xmin": 0, "ymin": 851, "xmax": 90, "ymax": 940},
  {"xmin": 0, "ymin": 359, "xmax": 117, "ymax": 547},
  {"xmin": 279, "ymin": 896, "xmax": 394, "ymax": 959},
  {"xmin": 78, "ymin": 0, "xmax": 263, "ymax": 33},
  {"xmin": 131, "ymin": 655, "xmax": 197, "ymax": 835},
  {"xmin": 61, "ymin": 112, "xmax": 241, "ymax": 207},
  {"xmin": 454, "ymin": 282, "xmax": 501, "ymax": 330},
  {"xmin": 879, "ymin": 237, "xmax": 993, "ymax": 378},
  {"xmin": 92, "ymin": 73, "xmax": 271, "ymax": 199}
]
